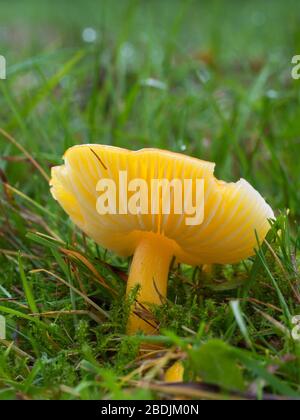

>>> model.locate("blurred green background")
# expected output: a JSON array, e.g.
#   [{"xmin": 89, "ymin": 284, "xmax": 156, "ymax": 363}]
[{"xmin": 1, "ymin": 0, "xmax": 300, "ymax": 218}]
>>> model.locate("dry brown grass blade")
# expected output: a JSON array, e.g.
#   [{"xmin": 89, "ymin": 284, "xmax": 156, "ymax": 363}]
[
  {"xmin": 89, "ymin": 148, "xmax": 108, "ymax": 170},
  {"xmin": 30, "ymin": 310, "xmax": 89, "ymax": 317},
  {"xmin": 130, "ymin": 380, "xmax": 240, "ymax": 400},
  {"xmin": 22, "ymin": 210, "xmax": 62, "ymax": 242},
  {"xmin": 0, "ymin": 249, "xmax": 39, "ymax": 260},
  {"xmin": 265, "ymin": 239, "xmax": 300, "ymax": 304},
  {"xmin": 0, "ymin": 127, "xmax": 49, "ymax": 182},
  {"xmin": 0, "ymin": 168, "xmax": 14, "ymax": 203},
  {"xmin": 60, "ymin": 247, "xmax": 116, "ymax": 295},
  {"xmin": 130, "ymin": 380, "xmax": 296, "ymax": 400},
  {"xmin": 30, "ymin": 268, "xmax": 109, "ymax": 319},
  {"xmin": 0, "ymin": 339, "xmax": 35, "ymax": 361},
  {"xmin": 122, "ymin": 350, "xmax": 182, "ymax": 384},
  {"xmin": 29, "ymin": 309, "xmax": 104, "ymax": 324},
  {"xmin": 236, "ymin": 297, "xmax": 282, "ymax": 313},
  {"xmin": 254, "ymin": 307, "xmax": 289, "ymax": 335}
]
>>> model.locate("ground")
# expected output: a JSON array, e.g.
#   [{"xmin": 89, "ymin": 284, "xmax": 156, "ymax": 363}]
[{"xmin": 0, "ymin": 0, "xmax": 300, "ymax": 400}]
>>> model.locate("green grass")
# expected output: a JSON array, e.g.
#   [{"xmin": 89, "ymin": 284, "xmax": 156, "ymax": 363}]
[{"xmin": 0, "ymin": 0, "xmax": 300, "ymax": 400}]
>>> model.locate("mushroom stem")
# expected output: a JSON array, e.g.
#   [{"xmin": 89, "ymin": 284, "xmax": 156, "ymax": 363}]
[{"xmin": 126, "ymin": 234, "xmax": 174, "ymax": 334}]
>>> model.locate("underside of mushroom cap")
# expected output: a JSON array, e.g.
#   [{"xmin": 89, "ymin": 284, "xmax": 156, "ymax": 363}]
[{"xmin": 50, "ymin": 145, "xmax": 274, "ymax": 265}]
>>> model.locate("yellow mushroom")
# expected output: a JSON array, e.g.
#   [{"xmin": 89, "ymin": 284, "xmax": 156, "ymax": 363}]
[
  {"xmin": 50, "ymin": 145, "xmax": 274, "ymax": 335},
  {"xmin": 165, "ymin": 361, "xmax": 185, "ymax": 382}
]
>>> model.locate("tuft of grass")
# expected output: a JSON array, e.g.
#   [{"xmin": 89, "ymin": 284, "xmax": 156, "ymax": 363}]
[{"xmin": 0, "ymin": 0, "xmax": 300, "ymax": 400}]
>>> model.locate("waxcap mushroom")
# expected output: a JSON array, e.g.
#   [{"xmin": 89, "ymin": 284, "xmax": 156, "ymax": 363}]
[{"xmin": 50, "ymin": 145, "xmax": 274, "ymax": 333}]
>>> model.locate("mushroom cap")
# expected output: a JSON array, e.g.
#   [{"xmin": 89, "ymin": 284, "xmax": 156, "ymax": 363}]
[{"xmin": 50, "ymin": 145, "xmax": 274, "ymax": 265}]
